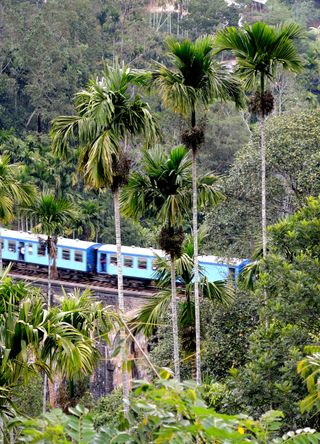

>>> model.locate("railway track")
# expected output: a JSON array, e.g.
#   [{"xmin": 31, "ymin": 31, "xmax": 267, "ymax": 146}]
[{"xmin": 8, "ymin": 264, "xmax": 156, "ymax": 301}]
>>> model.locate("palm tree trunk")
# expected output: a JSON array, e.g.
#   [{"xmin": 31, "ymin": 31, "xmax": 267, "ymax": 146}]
[
  {"xmin": 113, "ymin": 187, "xmax": 129, "ymax": 415},
  {"xmin": 48, "ymin": 252, "xmax": 52, "ymax": 308},
  {"xmin": 192, "ymin": 146, "xmax": 201, "ymax": 386},
  {"xmin": 48, "ymin": 380, "xmax": 55, "ymax": 408},
  {"xmin": 43, "ymin": 373, "xmax": 47, "ymax": 415},
  {"xmin": 191, "ymin": 354, "xmax": 197, "ymax": 381},
  {"xmin": 260, "ymin": 117, "xmax": 269, "ymax": 328},
  {"xmin": 43, "ymin": 245, "xmax": 52, "ymax": 416},
  {"xmin": 170, "ymin": 255, "xmax": 180, "ymax": 381},
  {"xmin": 260, "ymin": 117, "xmax": 267, "ymax": 258},
  {"xmin": 0, "ymin": 224, "xmax": 3, "ymax": 275}
]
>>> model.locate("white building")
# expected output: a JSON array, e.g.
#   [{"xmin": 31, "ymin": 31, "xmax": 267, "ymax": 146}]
[{"xmin": 225, "ymin": 0, "xmax": 268, "ymax": 6}]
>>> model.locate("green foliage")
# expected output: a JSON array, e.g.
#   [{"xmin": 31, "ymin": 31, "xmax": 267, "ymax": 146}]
[
  {"xmin": 206, "ymin": 110, "xmax": 320, "ymax": 257},
  {"xmin": 182, "ymin": 0, "xmax": 240, "ymax": 38},
  {"xmin": 152, "ymin": 35, "xmax": 244, "ymax": 120},
  {"xmin": 269, "ymin": 196, "xmax": 320, "ymax": 259},
  {"xmin": 0, "ymin": 154, "xmax": 35, "ymax": 224},
  {"xmin": 215, "ymin": 22, "xmax": 303, "ymax": 93},
  {"xmin": 22, "ymin": 193, "xmax": 76, "ymax": 237},
  {"xmin": 12, "ymin": 380, "xmax": 320, "ymax": 443},
  {"xmin": 223, "ymin": 321, "xmax": 308, "ymax": 422},
  {"xmin": 201, "ymin": 292, "xmax": 259, "ymax": 381},
  {"xmin": 0, "ymin": 276, "xmax": 119, "ymax": 418},
  {"xmin": 92, "ymin": 388, "xmax": 123, "ymax": 429},
  {"xmin": 130, "ymin": 229, "xmax": 234, "ymax": 376},
  {"xmin": 51, "ymin": 65, "xmax": 157, "ymax": 191},
  {"xmin": 1, "ymin": 0, "xmax": 320, "ymax": 435},
  {"xmin": 121, "ymin": 145, "xmax": 223, "ymax": 243},
  {"xmin": 222, "ymin": 198, "xmax": 320, "ymax": 428},
  {"xmin": 297, "ymin": 348, "xmax": 320, "ymax": 415},
  {"xmin": 12, "ymin": 374, "xmax": 43, "ymax": 418}
]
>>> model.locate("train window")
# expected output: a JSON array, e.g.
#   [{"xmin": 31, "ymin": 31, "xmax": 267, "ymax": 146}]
[
  {"xmin": 138, "ymin": 258, "xmax": 147, "ymax": 269},
  {"xmin": 152, "ymin": 260, "xmax": 158, "ymax": 271},
  {"xmin": 28, "ymin": 243, "xmax": 33, "ymax": 255},
  {"xmin": 8, "ymin": 241, "xmax": 16, "ymax": 253},
  {"xmin": 37, "ymin": 244, "xmax": 46, "ymax": 256},
  {"xmin": 124, "ymin": 256, "xmax": 133, "ymax": 268},
  {"xmin": 75, "ymin": 251, "xmax": 83, "ymax": 262},
  {"xmin": 62, "ymin": 249, "xmax": 70, "ymax": 260},
  {"xmin": 110, "ymin": 255, "xmax": 117, "ymax": 266}
]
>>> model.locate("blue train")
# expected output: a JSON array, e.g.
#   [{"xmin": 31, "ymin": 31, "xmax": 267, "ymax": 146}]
[{"xmin": 0, "ymin": 229, "xmax": 249, "ymax": 284}]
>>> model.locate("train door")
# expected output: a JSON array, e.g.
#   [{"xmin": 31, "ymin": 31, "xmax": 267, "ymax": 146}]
[
  {"xmin": 18, "ymin": 242, "xmax": 25, "ymax": 261},
  {"xmin": 100, "ymin": 253, "xmax": 107, "ymax": 273},
  {"xmin": 91, "ymin": 248, "xmax": 98, "ymax": 273}
]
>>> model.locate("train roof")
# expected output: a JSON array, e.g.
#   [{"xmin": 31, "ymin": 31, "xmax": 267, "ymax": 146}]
[
  {"xmin": 0, "ymin": 229, "xmax": 100, "ymax": 250},
  {"xmin": 0, "ymin": 230, "xmax": 249, "ymax": 265},
  {"xmin": 199, "ymin": 255, "xmax": 249, "ymax": 266},
  {"xmin": 99, "ymin": 244, "xmax": 248, "ymax": 265},
  {"xmin": 98, "ymin": 244, "xmax": 165, "ymax": 257}
]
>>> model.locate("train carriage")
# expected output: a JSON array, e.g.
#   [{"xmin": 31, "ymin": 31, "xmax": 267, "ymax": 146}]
[
  {"xmin": 97, "ymin": 245, "xmax": 165, "ymax": 280},
  {"xmin": 0, "ymin": 229, "xmax": 250, "ymax": 286},
  {"xmin": 0, "ymin": 229, "xmax": 100, "ymax": 273},
  {"xmin": 198, "ymin": 255, "xmax": 251, "ymax": 282}
]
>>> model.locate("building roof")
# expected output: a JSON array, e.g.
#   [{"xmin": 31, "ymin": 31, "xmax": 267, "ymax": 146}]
[{"xmin": 0, "ymin": 229, "xmax": 100, "ymax": 250}]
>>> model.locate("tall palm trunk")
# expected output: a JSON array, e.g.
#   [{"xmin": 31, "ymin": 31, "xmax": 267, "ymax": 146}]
[
  {"xmin": 0, "ymin": 225, "xmax": 3, "ymax": 275},
  {"xmin": 43, "ymin": 374, "xmax": 47, "ymax": 415},
  {"xmin": 260, "ymin": 77, "xmax": 268, "ymax": 327},
  {"xmin": 260, "ymin": 76, "xmax": 267, "ymax": 259},
  {"xmin": 191, "ymin": 107, "xmax": 201, "ymax": 386},
  {"xmin": 48, "ymin": 251, "xmax": 52, "ymax": 308},
  {"xmin": 192, "ymin": 147, "xmax": 201, "ymax": 386},
  {"xmin": 48, "ymin": 380, "xmax": 55, "ymax": 408},
  {"xmin": 170, "ymin": 254, "xmax": 180, "ymax": 381},
  {"xmin": 43, "ymin": 241, "xmax": 52, "ymax": 415},
  {"xmin": 113, "ymin": 187, "xmax": 129, "ymax": 415},
  {"xmin": 260, "ymin": 117, "xmax": 267, "ymax": 258},
  {"xmin": 260, "ymin": 116, "xmax": 269, "ymax": 328},
  {"xmin": 191, "ymin": 354, "xmax": 197, "ymax": 381}
]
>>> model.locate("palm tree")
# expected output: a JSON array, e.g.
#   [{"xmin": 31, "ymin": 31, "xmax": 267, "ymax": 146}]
[
  {"xmin": 151, "ymin": 36, "xmax": 243, "ymax": 384},
  {"xmin": 121, "ymin": 146, "xmax": 223, "ymax": 380},
  {"xmin": 0, "ymin": 273, "xmax": 119, "ymax": 423},
  {"xmin": 48, "ymin": 288, "xmax": 120, "ymax": 411},
  {"xmin": 51, "ymin": 65, "xmax": 157, "ymax": 413},
  {"xmin": 298, "ymin": 351, "xmax": 320, "ymax": 414},
  {"xmin": 22, "ymin": 193, "xmax": 76, "ymax": 308},
  {"xmin": 214, "ymin": 22, "xmax": 303, "ymax": 259},
  {"xmin": 0, "ymin": 155, "xmax": 35, "ymax": 273},
  {"xmin": 70, "ymin": 200, "xmax": 100, "ymax": 241},
  {"xmin": 130, "ymin": 230, "xmax": 234, "ymax": 379},
  {"xmin": 22, "ymin": 193, "xmax": 76, "ymax": 415}
]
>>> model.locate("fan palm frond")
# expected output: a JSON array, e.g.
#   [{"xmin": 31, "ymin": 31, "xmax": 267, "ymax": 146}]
[
  {"xmin": 152, "ymin": 35, "xmax": 244, "ymax": 117},
  {"xmin": 51, "ymin": 65, "xmax": 158, "ymax": 189},
  {"xmin": 21, "ymin": 193, "xmax": 76, "ymax": 237},
  {"xmin": 215, "ymin": 22, "xmax": 303, "ymax": 92}
]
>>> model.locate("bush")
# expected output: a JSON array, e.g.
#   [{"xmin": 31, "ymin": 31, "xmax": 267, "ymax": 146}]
[{"xmin": 92, "ymin": 388, "xmax": 123, "ymax": 429}]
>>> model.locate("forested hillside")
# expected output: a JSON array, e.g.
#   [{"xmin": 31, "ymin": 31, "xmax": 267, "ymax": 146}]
[
  {"xmin": 1, "ymin": 1, "xmax": 320, "ymax": 442},
  {"xmin": 0, "ymin": 0, "xmax": 319, "ymax": 250}
]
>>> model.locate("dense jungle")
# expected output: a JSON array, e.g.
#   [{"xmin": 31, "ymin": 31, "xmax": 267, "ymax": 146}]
[{"xmin": 0, "ymin": 0, "xmax": 320, "ymax": 442}]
